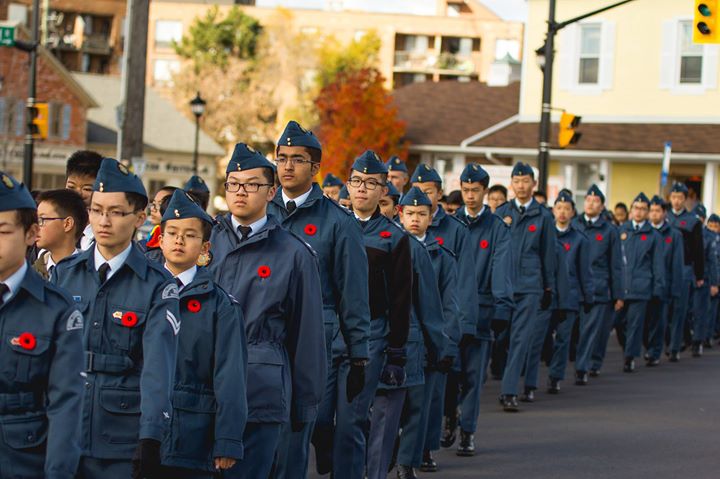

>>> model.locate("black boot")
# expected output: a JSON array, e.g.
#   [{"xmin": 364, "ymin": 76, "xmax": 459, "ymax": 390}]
[
  {"xmin": 419, "ymin": 450, "xmax": 437, "ymax": 472},
  {"xmin": 440, "ymin": 413, "xmax": 458, "ymax": 448},
  {"xmin": 547, "ymin": 377, "xmax": 560, "ymax": 394},
  {"xmin": 623, "ymin": 357, "xmax": 635, "ymax": 373},
  {"xmin": 703, "ymin": 339, "xmax": 713, "ymax": 349},
  {"xmin": 397, "ymin": 464, "xmax": 417, "ymax": 479},
  {"xmin": 520, "ymin": 386, "xmax": 535, "ymax": 403},
  {"xmin": 457, "ymin": 430, "xmax": 475, "ymax": 457},
  {"xmin": 669, "ymin": 350, "xmax": 680, "ymax": 362},
  {"xmin": 575, "ymin": 370, "xmax": 588, "ymax": 385},
  {"xmin": 589, "ymin": 368, "xmax": 600, "ymax": 377},
  {"xmin": 692, "ymin": 341, "xmax": 703, "ymax": 357},
  {"xmin": 502, "ymin": 395, "xmax": 519, "ymax": 412}
]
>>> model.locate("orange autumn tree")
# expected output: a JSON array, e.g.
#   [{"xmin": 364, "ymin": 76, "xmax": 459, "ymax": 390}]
[{"xmin": 315, "ymin": 67, "xmax": 409, "ymax": 179}]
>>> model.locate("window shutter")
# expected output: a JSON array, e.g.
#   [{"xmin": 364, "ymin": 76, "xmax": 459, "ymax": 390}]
[
  {"xmin": 61, "ymin": 104, "xmax": 71, "ymax": 140},
  {"xmin": 599, "ymin": 21, "xmax": 616, "ymax": 90},
  {"xmin": 558, "ymin": 23, "xmax": 578, "ymax": 90},
  {"xmin": 702, "ymin": 44, "xmax": 719, "ymax": 90},
  {"xmin": 659, "ymin": 20, "xmax": 677, "ymax": 89}
]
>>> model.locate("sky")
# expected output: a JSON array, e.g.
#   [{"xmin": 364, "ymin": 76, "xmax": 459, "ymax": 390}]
[{"xmin": 479, "ymin": 0, "xmax": 528, "ymax": 22}]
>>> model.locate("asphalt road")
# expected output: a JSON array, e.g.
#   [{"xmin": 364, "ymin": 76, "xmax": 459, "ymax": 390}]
[{"xmin": 308, "ymin": 338, "xmax": 720, "ymax": 479}]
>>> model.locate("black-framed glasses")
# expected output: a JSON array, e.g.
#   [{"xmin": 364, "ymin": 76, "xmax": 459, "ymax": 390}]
[
  {"xmin": 37, "ymin": 217, "xmax": 66, "ymax": 227},
  {"xmin": 88, "ymin": 208, "xmax": 138, "ymax": 219},
  {"xmin": 275, "ymin": 156, "xmax": 314, "ymax": 167},
  {"xmin": 163, "ymin": 230, "xmax": 203, "ymax": 242},
  {"xmin": 224, "ymin": 182, "xmax": 274, "ymax": 193},
  {"xmin": 348, "ymin": 177, "xmax": 383, "ymax": 190}
]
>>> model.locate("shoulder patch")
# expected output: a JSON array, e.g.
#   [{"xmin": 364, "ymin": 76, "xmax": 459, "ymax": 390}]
[
  {"xmin": 166, "ymin": 310, "xmax": 181, "ymax": 335},
  {"xmin": 67, "ymin": 310, "xmax": 84, "ymax": 331},
  {"xmin": 162, "ymin": 283, "xmax": 179, "ymax": 300}
]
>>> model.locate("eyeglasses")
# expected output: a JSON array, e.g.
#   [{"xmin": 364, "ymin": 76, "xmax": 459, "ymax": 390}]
[
  {"xmin": 275, "ymin": 156, "xmax": 315, "ymax": 167},
  {"xmin": 348, "ymin": 177, "xmax": 383, "ymax": 190},
  {"xmin": 149, "ymin": 202, "xmax": 163, "ymax": 212},
  {"xmin": 88, "ymin": 208, "xmax": 138, "ymax": 219},
  {"xmin": 37, "ymin": 217, "xmax": 66, "ymax": 227},
  {"xmin": 163, "ymin": 230, "xmax": 203, "ymax": 242},
  {"xmin": 224, "ymin": 182, "xmax": 274, "ymax": 193}
]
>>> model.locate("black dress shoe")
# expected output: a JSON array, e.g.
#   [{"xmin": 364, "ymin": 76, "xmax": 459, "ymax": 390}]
[
  {"xmin": 419, "ymin": 450, "xmax": 437, "ymax": 472},
  {"xmin": 703, "ymin": 339, "xmax": 713, "ymax": 349},
  {"xmin": 520, "ymin": 387, "xmax": 535, "ymax": 403},
  {"xmin": 440, "ymin": 413, "xmax": 458, "ymax": 448},
  {"xmin": 623, "ymin": 358, "xmax": 635, "ymax": 373},
  {"xmin": 457, "ymin": 430, "xmax": 475, "ymax": 457},
  {"xmin": 397, "ymin": 464, "xmax": 417, "ymax": 479},
  {"xmin": 669, "ymin": 351, "xmax": 680, "ymax": 362},
  {"xmin": 691, "ymin": 341, "xmax": 703, "ymax": 357},
  {"xmin": 575, "ymin": 371, "xmax": 588, "ymax": 385},
  {"xmin": 589, "ymin": 369, "xmax": 600, "ymax": 377},
  {"xmin": 502, "ymin": 395, "xmax": 519, "ymax": 412},
  {"xmin": 646, "ymin": 357, "xmax": 660, "ymax": 367},
  {"xmin": 547, "ymin": 377, "xmax": 560, "ymax": 394},
  {"xmin": 643, "ymin": 352, "xmax": 650, "ymax": 361}
]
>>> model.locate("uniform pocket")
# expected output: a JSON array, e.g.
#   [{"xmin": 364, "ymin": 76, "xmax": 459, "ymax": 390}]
[
  {"xmin": 4, "ymin": 334, "xmax": 51, "ymax": 384},
  {"xmin": 107, "ymin": 304, "xmax": 148, "ymax": 351},
  {"xmin": 169, "ymin": 391, "xmax": 216, "ymax": 459},
  {"xmin": 247, "ymin": 345, "xmax": 287, "ymax": 420},
  {"xmin": 1, "ymin": 411, "xmax": 48, "ymax": 450},
  {"xmin": 99, "ymin": 387, "xmax": 141, "ymax": 444}
]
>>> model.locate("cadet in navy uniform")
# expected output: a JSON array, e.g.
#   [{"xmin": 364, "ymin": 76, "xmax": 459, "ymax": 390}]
[
  {"xmin": 322, "ymin": 173, "xmax": 344, "ymax": 202},
  {"xmin": 706, "ymin": 214, "xmax": 720, "ymax": 343},
  {"xmin": 52, "ymin": 158, "xmax": 180, "ymax": 479},
  {"xmin": 572, "ymin": 185, "xmax": 624, "ymax": 380},
  {"xmin": 379, "ymin": 181, "xmax": 401, "ymax": 221},
  {"xmin": 209, "ymin": 144, "xmax": 326, "ymax": 478},
  {"xmin": 385, "ymin": 156, "xmax": 410, "ymax": 194},
  {"xmin": 266, "ymin": 121, "xmax": 371, "ymax": 478},
  {"xmin": 666, "ymin": 183, "xmax": 705, "ymax": 362},
  {"xmin": 688, "ymin": 204, "xmax": 719, "ymax": 357},
  {"xmin": 494, "ymin": 162, "xmax": 557, "ymax": 411},
  {"xmin": 451, "ymin": 164, "xmax": 513, "ymax": 455},
  {"xmin": 342, "ymin": 151, "xmax": 413, "ymax": 479},
  {"xmin": 614, "ymin": 193, "xmax": 665, "ymax": 372},
  {"xmin": 157, "ymin": 190, "xmax": 248, "ymax": 478},
  {"xmin": 0, "ymin": 172, "xmax": 84, "ymax": 479},
  {"xmin": 183, "ymin": 174, "xmax": 211, "ymax": 211},
  {"xmin": 645, "ymin": 195, "xmax": 684, "ymax": 366}
]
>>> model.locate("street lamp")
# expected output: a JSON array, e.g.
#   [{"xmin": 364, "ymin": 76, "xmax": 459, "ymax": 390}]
[
  {"xmin": 534, "ymin": 45, "xmax": 547, "ymax": 71},
  {"xmin": 189, "ymin": 91, "xmax": 206, "ymax": 175}
]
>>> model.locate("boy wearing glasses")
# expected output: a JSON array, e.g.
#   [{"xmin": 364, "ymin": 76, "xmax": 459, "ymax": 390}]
[
  {"xmin": 52, "ymin": 158, "xmax": 180, "ymax": 478},
  {"xmin": 209, "ymin": 143, "xmax": 325, "ymax": 478},
  {"xmin": 267, "ymin": 121, "xmax": 371, "ymax": 479},
  {"xmin": 64, "ymin": 150, "xmax": 103, "ymax": 250},
  {"xmin": 158, "ymin": 190, "xmax": 248, "ymax": 478},
  {"xmin": 34, "ymin": 189, "xmax": 88, "ymax": 279},
  {"xmin": 141, "ymin": 186, "xmax": 178, "ymax": 254}
]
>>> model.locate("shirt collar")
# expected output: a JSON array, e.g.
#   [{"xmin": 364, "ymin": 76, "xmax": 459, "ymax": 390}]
[
  {"xmin": 167, "ymin": 265, "xmax": 197, "ymax": 291},
  {"xmin": 47, "ymin": 248, "xmax": 80, "ymax": 270},
  {"xmin": 354, "ymin": 213, "xmax": 373, "ymax": 222},
  {"xmin": 632, "ymin": 220, "xmax": 646, "ymax": 230},
  {"xmin": 231, "ymin": 215, "xmax": 268, "ymax": 239},
  {"xmin": 466, "ymin": 205, "xmax": 485, "ymax": 219},
  {"xmin": 1, "ymin": 262, "xmax": 28, "ymax": 303},
  {"xmin": 556, "ymin": 224, "xmax": 569, "ymax": 233},
  {"xmin": 94, "ymin": 242, "xmax": 133, "ymax": 280},
  {"xmin": 415, "ymin": 234, "xmax": 427, "ymax": 242},
  {"xmin": 651, "ymin": 221, "xmax": 664, "ymax": 229},
  {"xmin": 282, "ymin": 187, "xmax": 313, "ymax": 209},
  {"xmin": 584, "ymin": 213, "xmax": 598, "ymax": 224},
  {"xmin": 80, "ymin": 224, "xmax": 94, "ymax": 251},
  {"xmin": 515, "ymin": 198, "xmax": 533, "ymax": 209}
]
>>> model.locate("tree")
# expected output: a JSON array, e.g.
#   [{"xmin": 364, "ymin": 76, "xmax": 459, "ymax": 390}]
[
  {"xmin": 315, "ymin": 68, "xmax": 408, "ymax": 178},
  {"xmin": 315, "ymin": 31, "xmax": 381, "ymax": 90}
]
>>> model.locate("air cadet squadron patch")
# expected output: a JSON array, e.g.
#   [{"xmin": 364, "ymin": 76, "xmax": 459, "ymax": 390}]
[
  {"xmin": 621, "ymin": 232, "xmax": 628, "ymax": 240},
  {"xmin": 196, "ymin": 251, "xmax": 212, "ymax": 267},
  {"xmin": 1, "ymin": 174, "xmax": 14, "ymax": 189},
  {"xmin": 162, "ymin": 283, "xmax": 180, "ymax": 300},
  {"xmin": 66, "ymin": 310, "xmax": 84, "ymax": 331}
]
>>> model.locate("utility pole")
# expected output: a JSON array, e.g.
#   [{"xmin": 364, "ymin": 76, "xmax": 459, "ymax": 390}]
[
  {"xmin": 23, "ymin": 0, "xmax": 40, "ymax": 189},
  {"xmin": 117, "ymin": 0, "xmax": 149, "ymax": 163}
]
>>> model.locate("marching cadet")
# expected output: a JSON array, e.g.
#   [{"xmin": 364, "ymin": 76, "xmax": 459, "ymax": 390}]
[
  {"xmin": 338, "ymin": 185, "xmax": 352, "ymax": 209},
  {"xmin": 388, "ymin": 187, "xmax": 447, "ymax": 479},
  {"xmin": 141, "ymin": 186, "xmax": 178, "ymax": 253},
  {"xmin": 543, "ymin": 191, "xmax": 593, "ymax": 394},
  {"xmin": 572, "ymin": 185, "xmax": 624, "ymax": 380},
  {"xmin": 688, "ymin": 205, "xmax": 719, "ymax": 357},
  {"xmin": 183, "ymin": 174, "xmax": 211, "ymax": 211},
  {"xmin": 379, "ymin": 181, "xmax": 402, "ymax": 221},
  {"xmin": 158, "ymin": 190, "xmax": 248, "ymax": 478},
  {"xmin": 34, "ymin": 189, "xmax": 87, "ymax": 279},
  {"xmin": 64, "ymin": 150, "xmax": 103, "ymax": 250},
  {"xmin": 345, "ymin": 151, "xmax": 413, "ymax": 479},
  {"xmin": 385, "ymin": 156, "xmax": 410, "ymax": 193},
  {"xmin": 322, "ymin": 173, "xmax": 344, "ymax": 202},
  {"xmin": 450, "ymin": 164, "xmax": 513, "ymax": 455},
  {"xmin": 645, "ymin": 196, "xmax": 684, "ymax": 366},
  {"xmin": 666, "ymin": 183, "xmax": 705, "ymax": 362},
  {"xmin": 0, "ymin": 172, "xmax": 84, "ymax": 479},
  {"xmin": 494, "ymin": 162, "xmax": 556, "ymax": 411},
  {"xmin": 209, "ymin": 144, "xmax": 326, "ymax": 478},
  {"xmin": 266, "ymin": 121, "xmax": 371, "ymax": 478},
  {"xmin": 613, "ymin": 193, "xmax": 665, "ymax": 372},
  {"xmin": 486, "ymin": 184, "xmax": 508, "ymax": 214},
  {"xmin": 706, "ymin": 214, "xmax": 720, "ymax": 344},
  {"xmin": 52, "ymin": 158, "xmax": 180, "ymax": 478}
]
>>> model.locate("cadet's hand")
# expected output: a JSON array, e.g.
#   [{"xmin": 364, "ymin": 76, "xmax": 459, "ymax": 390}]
[
  {"xmin": 215, "ymin": 457, "xmax": 237, "ymax": 470},
  {"xmin": 458, "ymin": 333, "xmax": 475, "ymax": 349},
  {"xmin": 697, "ymin": 279, "xmax": 705, "ymax": 288},
  {"xmin": 541, "ymin": 289, "xmax": 553, "ymax": 310},
  {"xmin": 491, "ymin": 319, "xmax": 508, "ymax": 335},
  {"xmin": 556, "ymin": 310, "xmax": 568, "ymax": 322},
  {"xmin": 131, "ymin": 439, "xmax": 162, "ymax": 479},
  {"xmin": 346, "ymin": 361, "xmax": 366, "ymax": 403},
  {"xmin": 712, "ymin": 285, "xmax": 719, "ymax": 297},
  {"xmin": 381, "ymin": 347, "xmax": 406, "ymax": 387},
  {"xmin": 583, "ymin": 302, "xmax": 593, "ymax": 314},
  {"xmin": 437, "ymin": 355, "xmax": 455, "ymax": 374},
  {"xmin": 614, "ymin": 300, "xmax": 624, "ymax": 312}
]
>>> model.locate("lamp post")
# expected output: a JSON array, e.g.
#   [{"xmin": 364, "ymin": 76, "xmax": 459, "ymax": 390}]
[{"xmin": 189, "ymin": 91, "xmax": 206, "ymax": 175}]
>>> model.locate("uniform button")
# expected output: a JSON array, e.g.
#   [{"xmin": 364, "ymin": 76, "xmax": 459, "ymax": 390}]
[
  {"xmin": 93, "ymin": 321, "xmax": 99, "ymax": 328},
  {"xmin": 26, "ymin": 433, "xmax": 34, "ymax": 442},
  {"xmin": 120, "ymin": 402, "xmax": 128, "ymax": 409},
  {"xmin": 85, "ymin": 382, "xmax": 91, "ymax": 389}
]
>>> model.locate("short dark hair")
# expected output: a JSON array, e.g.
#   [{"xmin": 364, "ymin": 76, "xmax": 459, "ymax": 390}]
[
  {"xmin": 66, "ymin": 150, "xmax": 103, "ymax": 178},
  {"xmin": 534, "ymin": 190, "xmax": 547, "ymax": 198},
  {"xmin": 447, "ymin": 190, "xmax": 464, "ymax": 206},
  {"xmin": 161, "ymin": 219, "xmax": 213, "ymax": 242},
  {"xmin": 16, "ymin": 208, "xmax": 38, "ymax": 232},
  {"xmin": 155, "ymin": 186, "xmax": 178, "ymax": 197},
  {"xmin": 36, "ymin": 189, "xmax": 89, "ymax": 240},
  {"xmin": 126, "ymin": 192, "xmax": 148, "ymax": 212},
  {"xmin": 614, "ymin": 202, "xmax": 628, "ymax": 212},
  {"xmin": 488, "ymin": 184, "xmax": 508, "ymax": 198}
]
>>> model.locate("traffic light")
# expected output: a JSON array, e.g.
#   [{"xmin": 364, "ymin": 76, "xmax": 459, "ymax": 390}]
[
  {"xmin": 29, "ymin": 103, "xmax": 48, "ymax": 139},
  {"xmin": 558, "ymin": 112, "xmax": 582, "ymax": 148},
  {"xmin": 694, "ymin": 1, "xmax": 720, "ymax": 44}
]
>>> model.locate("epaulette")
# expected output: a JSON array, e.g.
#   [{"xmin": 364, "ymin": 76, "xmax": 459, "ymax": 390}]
[
  {"xmin": 439, "ymin": 243, "xmax": 457, "ymax": 259},
  {"xmin": 445, "ymin": 214, "xmax": 467, "ymax": 227},
  {"xmin": 288, "ymin": 229, "xmax": 320, "ymax": 257}
]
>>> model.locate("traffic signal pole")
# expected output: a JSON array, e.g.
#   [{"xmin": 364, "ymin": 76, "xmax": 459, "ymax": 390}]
[
  {"xmin": 23, "ymin": 0, "xmax": 40, "ymax": 189},
  {"xmin": 536, "ymin": 0, "xmax": 637, "ymax": 193}
]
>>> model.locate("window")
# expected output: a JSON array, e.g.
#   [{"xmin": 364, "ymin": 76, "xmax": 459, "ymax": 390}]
[
  {"xmin": 578, "ymin": 23, "xmax": 601, "ymax": 84},
  {"xmin": 153, "ymin": 59, "xmax": 180, "ymax": 83},
  {"xmin": 155, "ymin": 20, "xmax": 182, "ymax": 49},
  {"xmin": 660, "ymin": 19, "xmax": 719, "ymax": 92},
  {"xmin": 678, "ymin": 21, "xmax": 703, "ymax": 84}
]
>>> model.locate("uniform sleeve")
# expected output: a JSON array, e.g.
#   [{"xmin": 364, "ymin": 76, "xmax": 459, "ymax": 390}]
[
  {"xmin": 438, "ymin": 253, "xmax": 461, "ymax": 358},
  {"xmin": 138, "ymin": 280, "xmax": 179, "ymax": 441},
  {"xmin": 285, "ymin": 249, "xmax": 327, "ymax": 424},
  {"xmin": 491, "ymin": 221, "xmax": 514, "ymax": 320},
  {"xmin": 540, "ymin": 213, "xmax": 558, "ymax": 293},
  {"xmin": 652, "ymin": 232, "xmax": 666, "ymax": 298},
  {"xmin": 45, "ymin": 305, "xmax": 84, "ymax": 479},
  {"xmin": 577, "ymin": 236, "xmax": 595, "ymax": 305},
  {"xmin": 413, "ymin": 246, "xmax": 447, "ymax": 364},
  {"xmin": 387, "ymin": 234, "xmax": 413, "ymax": 349},
  {"xmin": 454, "ymin": 227, "xmax": 480, "ymax": 335},
  {"xmin": 334, "ymin": 216, "xmax": 371, "ymax": 359},
  {"xmin": 706, "ymin": 234, "xmax": 719, "ymax": 286},
  {"xmin": 212, "ymin": 296, "xmax": 248, "ymax": 460},
  {"xmin": 671, "ymin": 231, "xmax": 685, "ymax": 298},
  {"xmin": 609, "ymin": 227, "xmax": 625, "ymax": 301},
  {"xmin": 691, "ymin": 222, "xmax": 705, "ymax": 281}
]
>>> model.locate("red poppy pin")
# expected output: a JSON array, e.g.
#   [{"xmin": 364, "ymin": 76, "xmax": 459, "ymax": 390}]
[
  {"xmin": 528, "ymin": 224, "xmax": 537, "ymax": 232},
  {"xmin": 564, "ymin": 243, "xmax": 571, "ymax": 252},
  {"xmin": 665, "ymin": 237, "xmax": 672, "ymax": 244},
  {"xmin": 480, "ymin": 239, "xmax": 489, "ymax": 249},
  {"xmin": 680, "ymin": 220, "xmax": 687, "ymax": 226},
  {"xmin": 121, "ymin": 312, "xmax": 138, "ymax": 327},
  {"xmin": 380, "ymin": 231, "xmax": 392, "ymax": 239},
  {"xmin": 13, "ymin": 332, "xmax": 36, "ymax": 350},
  {"xmin": 436, "ymin": 237, "xmax": 445, "ymax": 246},
  {"xmin": 258, "ymin": 266, "xmax": 271, "ymax": 278},
  {"xmin": 304, "ymin": 224, "xmax": 317, "ymax": 236},
  {"xmin": 641, "ymin": 234, "xmax": 647, "ymax": 241},
  {"xmin": 187, "ymin": 299, "xmax": 201, "ymax": 313},
  {"xmin": 595, "ymin": 234, "xmax": 604, "ymax": 242}
]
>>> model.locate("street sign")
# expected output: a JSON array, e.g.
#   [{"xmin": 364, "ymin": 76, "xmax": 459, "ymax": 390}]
[{"xmin": 0, "ymin": 26, "xmax": 16, "ymax": 47}]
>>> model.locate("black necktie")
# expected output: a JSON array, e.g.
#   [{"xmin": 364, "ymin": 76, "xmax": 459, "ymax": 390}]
[
  {"xmin": 175, "ymin": 277, "xmax": 183, "ymax": 288},
  {"xmin": 0, "ymin": 283, "xmax": 9, "ymax": 307},
  {"xmin": 48, "ymin": 264, "xmax": 55, "ymax": 277},
  {"xmin": 519, "ymin": 205, "xmax": 526, "ymax": 215},
  {"xmin": 98, "ymin": 263, "xmax": 111, "ymax": 284},
  {"xmin": 238, "ymin": 225, "xmax": 252, "ymax": 241},
  {"xmin": 286, "ymin": 200, "xmax": 297, "ymax": 214},
  {"xmin": 635, "ymin": 224, "xmax": 639, "ymax": 231}
]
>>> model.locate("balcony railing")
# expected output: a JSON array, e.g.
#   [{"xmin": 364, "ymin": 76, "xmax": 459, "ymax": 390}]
[
  {"xmin": 82, "ymin": 33, "xmax": 111, "ymax": 55},
  {"xmin": 394, "ymin": 51, "xmax": 475, "ymax": 74}
]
